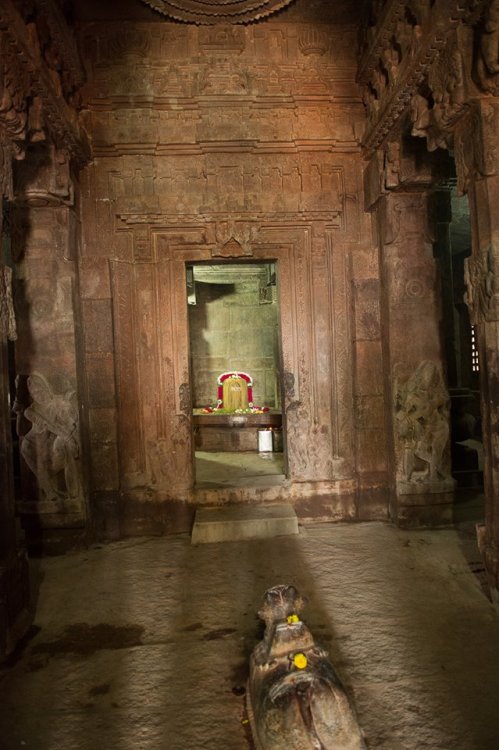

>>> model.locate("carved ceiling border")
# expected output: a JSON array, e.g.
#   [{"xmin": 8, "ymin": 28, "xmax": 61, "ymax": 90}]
[
  {"xmin": 357, "ymin": 0, "xmax": 408, "ymax": 84},
  {"xmin": 139, "ymin": 0, "xmax": 296, "ymax": 25},
  {"xmin": 0, "ymin": 0, "xmax": 89, "ymax": 164},
  {"xmin": 358, "ymin": 0, "xmax": 485, "ymax": 154}
]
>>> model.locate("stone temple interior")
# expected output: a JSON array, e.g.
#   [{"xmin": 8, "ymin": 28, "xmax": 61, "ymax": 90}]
[{"xmin": 1, "ymin": 0, "xmax": 499, "ymax": 743}]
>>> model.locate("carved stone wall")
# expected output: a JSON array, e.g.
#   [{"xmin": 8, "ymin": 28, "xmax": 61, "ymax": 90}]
[{"xmin": 77, "ymin": 12, "xmax": 382, "ymax": 533}]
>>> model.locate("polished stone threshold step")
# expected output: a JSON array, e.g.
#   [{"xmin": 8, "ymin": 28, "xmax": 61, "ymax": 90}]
[{"xmin": 191, "ymin": 503, "xmax": 299, "ymax": 544}]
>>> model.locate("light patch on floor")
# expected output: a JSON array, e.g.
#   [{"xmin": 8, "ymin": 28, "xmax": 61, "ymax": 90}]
[{"xmin": 195, "ymin": 450, "xmax": 285, "ymax": 488}]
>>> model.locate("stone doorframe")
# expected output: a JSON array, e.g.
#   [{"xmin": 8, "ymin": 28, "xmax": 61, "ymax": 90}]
[
  {"xmin": 111, "ymin": 235, "xmax": 300, "ymax": 495},
  {"xmin": 106, "ymin": 217, "xmax": 356, "ymax": 524}
]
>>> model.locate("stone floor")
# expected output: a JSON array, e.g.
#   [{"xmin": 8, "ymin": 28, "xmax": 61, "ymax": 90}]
[
  {"xmin": 1, "ymin": 497, "xmax": 499, "ymax": 750},
  {"xmin": 195, "ymin": 450, "xmax": 285, "ymax": 487}
]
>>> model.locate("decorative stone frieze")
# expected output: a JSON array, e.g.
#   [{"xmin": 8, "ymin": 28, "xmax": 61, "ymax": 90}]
[
  {"xmin": 358, "ymin": 0, "xmax": 484, "ymax": 154},
  {"xmin": 0, "ymin": 0, "xmax": 89, "ymax": 163},
  {"xmin": 139, "ymin": 0, "xmax": 297, "ymax": 25}
]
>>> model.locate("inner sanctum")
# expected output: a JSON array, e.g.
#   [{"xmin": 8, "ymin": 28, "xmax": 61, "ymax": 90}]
[{"xmin": 188, "ymin": 262, "xmax": 286, "ymax": 487}]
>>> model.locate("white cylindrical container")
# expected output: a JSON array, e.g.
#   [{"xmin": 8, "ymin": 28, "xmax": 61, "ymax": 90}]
[{"xmin": 258, "ymin": 429, "xmax": 273, "ymax": 452}]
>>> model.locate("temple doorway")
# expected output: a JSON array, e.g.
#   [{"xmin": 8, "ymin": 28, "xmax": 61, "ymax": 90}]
[{"xmin": 186, "ymin": 261, "xmax": 286, "ymax": 488}]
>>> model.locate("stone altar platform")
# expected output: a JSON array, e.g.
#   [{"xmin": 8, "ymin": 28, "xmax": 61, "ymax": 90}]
[{"xmin": 193, "ymin": 411, "xmax": 282, "ymax": 452}]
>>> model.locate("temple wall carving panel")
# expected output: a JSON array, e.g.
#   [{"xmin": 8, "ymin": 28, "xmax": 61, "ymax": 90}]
[{"xmin": 77, "ymin": 16, "xmax": 380, "ymax": 524}]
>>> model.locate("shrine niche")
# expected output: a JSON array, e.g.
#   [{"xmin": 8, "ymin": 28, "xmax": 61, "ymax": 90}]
[{"xmin": 188, "ymin": 264, "xmax": 283, "ymax": 458}]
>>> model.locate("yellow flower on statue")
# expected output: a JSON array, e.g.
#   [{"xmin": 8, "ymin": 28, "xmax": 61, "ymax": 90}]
[{"xmin": 293, "ymin": 652, "xmax": 308, "ymax": 669}]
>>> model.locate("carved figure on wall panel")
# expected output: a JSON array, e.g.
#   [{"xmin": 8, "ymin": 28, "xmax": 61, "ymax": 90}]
[
  {"xmin": 0, "ymin": 135, "xmax": 14, "ymax": 199},
  {"xmin": 0, "ymin": 37, "xmax": 29, "ymax": 156},
  {"xmin": 384, "ymin": 140, "xmax": 401, "ymax": 189},
  {"xmin": 394, "ymin": 361, "xmax": 451, "ymax": 484},
  {"xmin": 381, "ymin": 42, "xmax": 401, "ymax": 87},
  {"xmin": 475, "ymin": 0, "xmax": 499, "ymax": 95},
  {"xmin": 429, "ymin": 38, "xmax": 467, "ymax": 131},
  {"xmin": 147, "ymin": 427, "xmax": 192, "ymax": 491},
  {"xmin": 453, "ymin": 103, "xmax": 485, "ymax": 194},
  {"xmin": 0, "ymin": 265, "xmax": 17, "ymax": 342},
  {"xmin": 286, "ymin": 402, "xmax": 333, "ymax": 481},
  {"xmin": 16, "ymin": 373, "xmax": 82, "ymax": 504},
  {"xmin": 198, "ymin": 25, "xmax": 246, "ymax": 54},
  {"xmin": 410, "ymin": 92, "xmax": 449, "ymax": 152},
  {"xmin": 464, "ymin": 248, "xmax": 496, "ymax": 323}
]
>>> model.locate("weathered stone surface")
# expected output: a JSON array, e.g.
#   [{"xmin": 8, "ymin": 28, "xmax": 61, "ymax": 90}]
[{"xmin": 1, "ymin": 524, "xmax": 499, "ymax": 749}]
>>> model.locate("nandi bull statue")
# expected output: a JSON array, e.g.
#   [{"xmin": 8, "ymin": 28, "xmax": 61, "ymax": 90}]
[{"xmin": 247, "ymin": 584, "xmax": 366, "ymax": 750}]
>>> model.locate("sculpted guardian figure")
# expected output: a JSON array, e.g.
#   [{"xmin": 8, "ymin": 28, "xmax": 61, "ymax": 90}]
[
  {"xmin": 476, "ymin": 0, "xmax": 499, "ymax": 94},
  {"xmin": 395, "ymin": 361, "xmax": 451, "ymax": 484},
  {"xmin": 17, "ymin": 373, "xmax": 81, "ymax": 503}
]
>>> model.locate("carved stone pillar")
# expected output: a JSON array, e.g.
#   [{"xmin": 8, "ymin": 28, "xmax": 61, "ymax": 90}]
[
  {"xmin": 12, "ymin": 145, "xmax": 87, "ymax": 544},
  {"xmin": 365, "ymin": 142, "xmax": 454, "ymax": 526},
  {"xmin": 456, "ymin": 98, "xmax": 499, "ymax": 602}
]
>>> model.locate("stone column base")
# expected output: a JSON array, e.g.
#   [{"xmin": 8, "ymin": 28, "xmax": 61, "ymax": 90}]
[{"xmin": 395, "ymin": 480, "xmax": 455, "ymax": 527}]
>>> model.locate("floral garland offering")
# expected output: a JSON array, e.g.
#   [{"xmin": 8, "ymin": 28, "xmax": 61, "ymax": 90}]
[{"xmin": 200, "ymin": 371, "xmax": 270, "ymax": 413}]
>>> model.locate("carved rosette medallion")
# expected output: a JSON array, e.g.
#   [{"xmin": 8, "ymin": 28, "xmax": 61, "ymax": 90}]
[{"xmin": 139, "ymin": 0, "xmax": 296, "ymax": 24}]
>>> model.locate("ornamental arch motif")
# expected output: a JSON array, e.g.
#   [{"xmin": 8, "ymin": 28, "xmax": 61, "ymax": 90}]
[{"xmin": 138, "ymin": 0, "xmax": 297, "ymax": 24}]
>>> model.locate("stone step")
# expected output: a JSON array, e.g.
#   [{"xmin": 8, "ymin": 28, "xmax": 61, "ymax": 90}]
[{"xmin": 191, "ymin": 503, "xmax": 299, "ymax": 544}]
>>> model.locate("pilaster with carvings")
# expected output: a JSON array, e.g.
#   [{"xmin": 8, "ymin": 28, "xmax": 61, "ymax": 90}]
[
  {"xmin": 358, "ymin": 0, "xmax": 485, "ymax": 155},
  {"xmin": 365, "ymin": 139, "xmax": 454, "ymax": 525},
  {"xmin": 10, "ymin": 142, "xmax": 86, "ymax": 531},
  {"xmin": 0, "ymin": 0, "xmax": 89, "ymax": 163}
]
